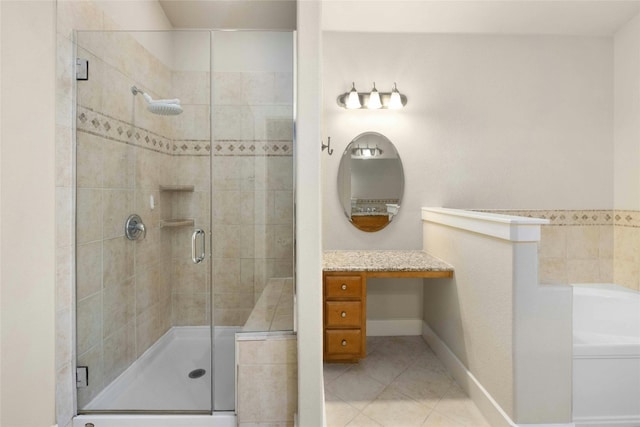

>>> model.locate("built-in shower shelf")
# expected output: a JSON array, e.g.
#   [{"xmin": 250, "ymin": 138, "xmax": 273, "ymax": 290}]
[
  {"xmin": 160, "ymin": 219, "xmax": 195, "ymax": 228},
  {"xmin": 159, "ymin": 185, "xmax": 194, "ymax": 192}
]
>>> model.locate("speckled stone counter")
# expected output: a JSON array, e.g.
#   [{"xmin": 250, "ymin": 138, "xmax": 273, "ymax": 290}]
[{"xmin": 323, "ymin": 250, "xmax": 454, "ymax": 277}]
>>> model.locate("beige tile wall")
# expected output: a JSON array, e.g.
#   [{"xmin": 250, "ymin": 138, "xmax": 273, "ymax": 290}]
[
  {"xmin": 539, "ymin": 224, "xmax": 613, "ymax": 284},
  {"xmin": 74, "ymin": 28, "xmax": 176, "ymax": 408},
  {"xmin": 57, "ymin": 6, "xmax": 294, "ymax": 423},
  {"xmin": 170, "ymin": 155, "xmax": 211, "ymax": 326},
  {"xmin": 613, "ymin": 210, "xmax": 640, "ymax": 291},
  {"xmin": 243, "ymin": 278, "xmax": 294, "ymax": 332},
  {"xmin": 63, "ymin": 22, "xmax": 214, "ymax": 414},
  {"xmin": 485, "ymin": 209, "xmax": 639, "ymax": 291},
  {"xmin": 212, "ymin": 71, "xmax": 294, "ymax": 327},
  {"xmin": 237, "ymin": 335, "xmax": 298, "ymax": 426}
]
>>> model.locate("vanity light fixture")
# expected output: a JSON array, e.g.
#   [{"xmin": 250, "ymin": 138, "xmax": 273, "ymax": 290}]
[
  {"xmin": 351, "ymin": 145, "xmax": 384, "ymax": 158},
  {"xmin": 337, "ymin": 82, "xmax": 407, "ymax": 109}
]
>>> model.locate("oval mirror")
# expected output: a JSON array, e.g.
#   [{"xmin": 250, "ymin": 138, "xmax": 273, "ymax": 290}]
[{"xmin": 337, "ymin": 132, "xmax": 404, "ymax": 232}]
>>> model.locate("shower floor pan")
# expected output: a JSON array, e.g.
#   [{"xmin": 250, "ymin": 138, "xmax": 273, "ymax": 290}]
[{"xmin": 76, "ymin": 326, "xmax": 237, "ymax": 424}]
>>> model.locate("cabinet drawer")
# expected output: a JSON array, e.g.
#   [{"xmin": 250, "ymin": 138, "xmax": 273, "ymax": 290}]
[
  {"xmin": 325, "ymin": 301, "xmax": 362, "ymax": 328},
  {"xmin": 325, "ymin": 275, "xmax": 362, "ymax": 299},
  {"xmin": 325, "ymin": 329, "xmax": 362, "ymax": 356}
]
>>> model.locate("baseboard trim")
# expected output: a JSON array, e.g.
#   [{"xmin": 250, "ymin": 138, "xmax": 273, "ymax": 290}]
[
  {"xmin": 367, "ymin": 319, "xmax": 423, "ymax": 336},
  {"xmin": 573, "ymin": 416, "xmax": 640, "ymax": 427},
  {"xmin": 421, "ymin": 321, "xmax": 575, "ymax": 427}
]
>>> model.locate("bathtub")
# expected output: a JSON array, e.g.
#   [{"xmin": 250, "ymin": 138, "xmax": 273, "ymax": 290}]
[{"xmin": 573, "ymin": 284, "xmax": 640, "ymax": 427}]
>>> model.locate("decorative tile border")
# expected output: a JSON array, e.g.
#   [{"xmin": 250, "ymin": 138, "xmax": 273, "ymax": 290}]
[
  {"xmin": 211, "ymin": 140, "xmax": 292, "ymax": 157},
  {"xmin": 172, "ymin": 139, "xmax": 211, "ymax": 157},
  {"xmin": 77, "ymin": 106, "xmax": 174, "ymax": 155},
  {"xmin": 77, "ymin": 106, "xmax": 293, "ymax": 157},
  {"xmin": 613, "ymin": 210, "xmax": 640, "ymax": 228},
  {"xmin": 478, "ymin": 209, "xmax": 640, "ymax": 228},
  {"xmin": 477, "ymin": 210, "xmax": 613, "ymax": 226}
]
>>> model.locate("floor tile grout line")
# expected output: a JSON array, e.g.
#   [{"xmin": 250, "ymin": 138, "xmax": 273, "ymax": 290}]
[
  {"xmin": 422, "ymin": 408, "xmax": 465, "ymax": 427},
  {"xmin": 350, "ymin": 344, "xmax": 439, "ymax": 427},
  {"xmin": 324, "ymin": 336, "xmax": 489, "ymax": 427},
  {"xmin": 356, "ymin": 347, "xmax": 416, "ymax": 387},
  {"xmin": 323, "ymin": 363, "xmax": 355, "ymax": 387},
  {"xmin": 367, "ymin": 381, "xmax": 438, "ymax": 427}
]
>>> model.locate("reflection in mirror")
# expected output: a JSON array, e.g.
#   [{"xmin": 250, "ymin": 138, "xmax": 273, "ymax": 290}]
[{"xmin": 337, "ymin": 132, "xmax": 404, "ymax": 232}]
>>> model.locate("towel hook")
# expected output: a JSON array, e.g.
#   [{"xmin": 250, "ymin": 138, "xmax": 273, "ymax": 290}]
[{"xmin": 322, "ymin": 137, "xmax": 334, "ymax": 155}]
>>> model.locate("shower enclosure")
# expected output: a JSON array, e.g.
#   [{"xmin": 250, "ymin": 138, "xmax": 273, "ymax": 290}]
[{"xmin": 74, "ymin": 29, "xmax": 294, "ymax": 415}]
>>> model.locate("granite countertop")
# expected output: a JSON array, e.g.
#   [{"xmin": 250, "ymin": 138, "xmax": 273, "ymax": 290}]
[
  {"xmin": 323, "ymin": 250, "xmax": 454, "ymax": 273},
  {"xmin": 350, "ymin": 212, "xmax": 390, "ymax": 217}
]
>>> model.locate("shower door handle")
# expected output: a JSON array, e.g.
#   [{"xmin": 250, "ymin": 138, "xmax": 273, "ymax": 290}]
[{"xmin": 191, "ymin": 229, "xmax": 206, "ymax": 264}]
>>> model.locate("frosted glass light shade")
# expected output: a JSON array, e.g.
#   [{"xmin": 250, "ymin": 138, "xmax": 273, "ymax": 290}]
[
  {"xmin": 368, "ymin": 83, "xmax": 382, "ymax": 109},
  {"xmin": 346, "ymin": 82, "xmax": 361, "ymax": 109},
  {"xmin": 388, "ymin": 83, "xmax": 403, "ymax": 109}
]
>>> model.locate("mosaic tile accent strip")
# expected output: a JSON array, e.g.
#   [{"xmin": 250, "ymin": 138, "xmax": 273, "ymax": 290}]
[
  {"xmin": 78, "ymin": 106, "xmax": 293, "ymax": 157},
  {"xmin": 172, "ymin": 140, "xmax": 211, "ymax": 157},
  {"xmin": 613, "ymin": 210, "xmax": 640, "ymax": 228},
  {"xmin": 477, "ymin": 210, "xmax": 614, "ymax": 226},
  {"xmin": 211, "ymin": 140, "xmax": 293, "ymax": 157},
  {"xmin": 77, "ymin": 106, "xmax": 174, "ymax": 155}
]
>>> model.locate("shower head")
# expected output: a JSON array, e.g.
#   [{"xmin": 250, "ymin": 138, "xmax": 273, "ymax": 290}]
[
  {"xmin": 146, "ymin": 100, "xmax": 184, "ymax": 116},
  {"xmin": 131, "ymin": 86, "xmax": 183, "ymax": 116}
]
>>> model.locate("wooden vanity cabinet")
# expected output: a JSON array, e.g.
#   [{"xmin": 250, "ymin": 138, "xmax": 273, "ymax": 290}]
[
  {"xmin": 350, "ymin": 215, "xmax": 389, "ymax": 232},
  {"xmin": 323, "ymin": 272, "xmax": 366, "ymax": 362}
]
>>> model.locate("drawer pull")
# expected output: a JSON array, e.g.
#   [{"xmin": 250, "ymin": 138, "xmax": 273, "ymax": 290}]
[
  {"xmin": 341, "ymin": 311, "xmax": 347, "ymax": 318},
  {"xmin": 341, "ymin": 339, "xmax": 347, "ymax": 346},
  {"xmin": 341, "ymin": 284, "xmax": 347, "ymax": 290}
]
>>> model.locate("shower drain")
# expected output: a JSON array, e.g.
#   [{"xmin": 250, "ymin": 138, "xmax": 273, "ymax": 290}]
[{"xmin": 188, "ymin": 368, "xmax": 206, "ymax": 379}]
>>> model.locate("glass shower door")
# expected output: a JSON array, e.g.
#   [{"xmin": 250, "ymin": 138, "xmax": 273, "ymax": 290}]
[
  {"xmin": 75, "ymin": 30, "xmax": 213, "ymax": 413},
  {"xmin": 210, "ymin": 30, "xmax": 295, "ymax": 410}
]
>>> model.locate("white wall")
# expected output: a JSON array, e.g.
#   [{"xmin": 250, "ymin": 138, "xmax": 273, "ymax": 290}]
[
  {"xmin": 323, "ymin": 32, "xmax": 614, "ymax": 248},
  {"xmin": 1, "ymin": 1, "xmax": 57, "ymax": 426},
  {"xmin": 323, "ymin": 32, "xmax": 614, "ymax": 321},
  {"xmin": 422, "ymin": 210, "xmax": 573, "ymax": 424},
  {"xmin": 0, "ymin": 2, "xmax": 3, "ymax": 422},
  {"xmin": 422, "ymin": 222, "xmax": 515, "ymax": 417},
  {"xmin": 367, "ymin": 279, "xmax": 423, "ymax": 321},
  {"xmin": 296, "ymin": 2, "xmax": 324, "ymax": 426},
  {"xmin": 614, "ymin": 13, "xmax": 640, "ymax": 210}
]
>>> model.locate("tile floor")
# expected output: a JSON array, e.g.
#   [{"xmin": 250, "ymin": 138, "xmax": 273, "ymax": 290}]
[{"xmin": 324, "ymin": 336, "xmax": 491, "ymax": 427}]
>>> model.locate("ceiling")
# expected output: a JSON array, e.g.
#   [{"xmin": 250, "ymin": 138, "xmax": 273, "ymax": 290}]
[
  {"xmin": 159, "ymin": 0, "xmax": 296, "ymax": 30},
  {"xmin": 160, "ymin": 0, "xmax": 640, "ymax": 36}
]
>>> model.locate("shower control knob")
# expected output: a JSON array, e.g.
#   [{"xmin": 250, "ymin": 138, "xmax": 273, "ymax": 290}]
[
  {"xmin": 341, "ymin": 284, "xmax": 347, "ymax": 290},
  {"xmin": 341, "ymin": 311, "xmax": 347, "ymax": 318},
  {"xmin": 341, "ymin": 340, "xmax": 347, "ymax": 346},
  {"xmin": 125, "ymin": 214, "xmax": 146, "ymax": 241}
]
